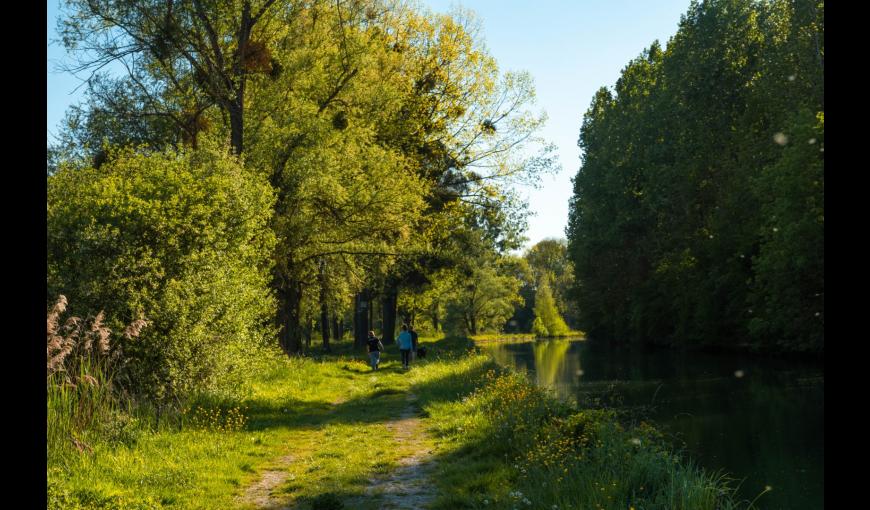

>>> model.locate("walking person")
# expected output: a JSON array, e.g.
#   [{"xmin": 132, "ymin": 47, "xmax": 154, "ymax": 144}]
[
  {"xmin": 397, "ymin": 324, "xmax": 413, "ymax": 369},
  {"xmin": 366, "ymin": 330, "xmax": 384, "ymax": 371}
]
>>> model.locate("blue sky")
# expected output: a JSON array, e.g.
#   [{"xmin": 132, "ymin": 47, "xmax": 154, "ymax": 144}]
[{"xmin": 47, "ymin": 0, "xmax": 691, "ymax": 250}]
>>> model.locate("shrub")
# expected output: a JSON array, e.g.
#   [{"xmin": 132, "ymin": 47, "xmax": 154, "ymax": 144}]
[{"xmin": 47, "ymin": 145, "xmax": 277, "ymax": 403}]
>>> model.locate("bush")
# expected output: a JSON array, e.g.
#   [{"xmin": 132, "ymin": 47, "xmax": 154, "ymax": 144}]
[
  {"xmin": 468, "ymin": 370, "xmax": 562, "ymax": 451},
  {"xmin": 47, "ymin": 145, "xmax": 277, "ymax": 404}
]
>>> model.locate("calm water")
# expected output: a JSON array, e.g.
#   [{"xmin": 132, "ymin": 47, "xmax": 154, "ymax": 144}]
[{"xmin": 482, "ymin": 338, "xmax": 824, "ymax": 510}]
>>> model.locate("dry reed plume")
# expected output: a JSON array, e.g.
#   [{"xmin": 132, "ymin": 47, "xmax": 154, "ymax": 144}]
[{"xmin": 47, "ymin": 295, "xmax": 148, "ymax": 385}]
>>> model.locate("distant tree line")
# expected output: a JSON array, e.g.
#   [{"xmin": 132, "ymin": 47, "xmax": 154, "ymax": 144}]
[{"xmin": 567, "ymin": 0, "xmax": 823, "ymax": 353}]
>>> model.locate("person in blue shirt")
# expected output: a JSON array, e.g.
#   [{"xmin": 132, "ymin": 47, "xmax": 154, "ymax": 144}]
[{"xmin": 397, "ymin": 324, "xmax": 413, "ymax": 369}]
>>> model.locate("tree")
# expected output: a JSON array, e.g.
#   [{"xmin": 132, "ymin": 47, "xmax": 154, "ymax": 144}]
[
  {"xmin": 525, "ymin": 239, "xmax": 576, "ymax": 328},
  {"xmin": 442, "ymin": 261, "xmax": 522, "ymax": 335},
  {"xmin": 532, "ymin": 277, "xmax": 569, "ymax": 337},
  {"xmin": 57, "ymin": 0, "xmax": 285, "ymax": 156},
  {"xmin": 499, "ymin": 255, "xmax": 535, "ymax": 333},
  {"xmin": 748, "ymin": 110, "xmax": 824, "ymax": 352}
]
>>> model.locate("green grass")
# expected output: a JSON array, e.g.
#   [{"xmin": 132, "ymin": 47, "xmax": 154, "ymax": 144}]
[{"xmin": 48, "ymin": 335, "xmax": 743, "ymax": 510}]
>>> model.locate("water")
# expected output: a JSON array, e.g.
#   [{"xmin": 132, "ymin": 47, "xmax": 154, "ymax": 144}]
[{"xmin": 482, "ymin": 338, "xmax": 824, "ymax": 510}]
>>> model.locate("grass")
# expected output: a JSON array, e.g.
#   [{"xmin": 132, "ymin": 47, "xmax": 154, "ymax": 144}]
[{"xmin": 48, "ymin": 335, "xmax": 744, "ymax": 510}]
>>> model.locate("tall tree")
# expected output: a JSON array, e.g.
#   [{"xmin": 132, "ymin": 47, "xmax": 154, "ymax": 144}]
[{"xmin": 58, "ymin": 0, "xmax": 284, "ymax": 156}]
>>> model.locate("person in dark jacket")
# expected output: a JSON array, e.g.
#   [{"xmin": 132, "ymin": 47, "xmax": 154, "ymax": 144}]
[
  {"xmin": 366, "ymin": 331, "xmax": 384, "ymax": 371},
  {"xmin": 409, "ymin": 324, "xmax": 419, "ymax": 362}
]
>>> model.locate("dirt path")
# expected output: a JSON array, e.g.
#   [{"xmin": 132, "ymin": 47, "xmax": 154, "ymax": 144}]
[
  {"xmin": 345, "ymin": 393, "xmax": 438, "ymax": 509},
  {"xmin": 239, "ymin": 454, "xmax": 296, "ymax": 510},
  {"xmin": 240, "ymin": 392, "xmax": 437, "ymax": 510}
]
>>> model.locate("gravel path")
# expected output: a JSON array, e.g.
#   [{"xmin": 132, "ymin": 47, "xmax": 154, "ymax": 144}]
[{"xmin": 345, "ymin": 393, "xmax": 437, "ymax": 509}]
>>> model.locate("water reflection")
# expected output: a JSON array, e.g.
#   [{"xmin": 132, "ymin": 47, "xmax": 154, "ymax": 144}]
[{"xmin": 482, "ymin": 338, "xmax": 824, "ymax": 510}]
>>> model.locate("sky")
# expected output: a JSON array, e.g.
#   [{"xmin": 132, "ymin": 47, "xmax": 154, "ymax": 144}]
[{"xmin": 47, "ymin": 0, "xmax": 691, "ymax": 251}]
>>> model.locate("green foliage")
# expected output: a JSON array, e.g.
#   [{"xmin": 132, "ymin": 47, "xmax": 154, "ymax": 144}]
[
  {"xmin": 499, "ymin": 256, "xmax": 535, "ymax": 325},
  {"xmin": 531, "ymin": 317, "xmax": 549, "ymax": 337},
  {"xmin": 516, "ymin": 239, "xmax": 576, "ymax": 335},
  {"xmin": 47, "ymin": 75, "xmax": 181, "ymax": 172},
  {"xmin": 525, "ymin": 239, "xmax": 576, "ymax": 322},
  {"xmin": 443, "ymin": 263, "xmax": 523, "ymax": 335},
  {"xmin": 47, "ymin": 145, "xmax": 277, "ymax": 402},
  {"xmin": 533, "ymin": 278, "xmax": 570, "ymax": 337},
  {"xmin": 748, "ymin": 110, "xmax": 824, "ymax": 351},
  {"xmin": 513, "ymin": 408, "xmax": 741, "ymax": 510},
  {"xmin": 567, "ymin": 0, "xmax": 823, "ymax": 352},
  {"xmin": 53, "ymin": 0, "xmax": 553, "ymax": 355}
]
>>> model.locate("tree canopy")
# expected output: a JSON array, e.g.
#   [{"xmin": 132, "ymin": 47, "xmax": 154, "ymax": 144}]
[
  {"xmin": 567, "ymin": 0, "xmax": 823, "ymax": 353},
  {"xmin": 49, "ymin": 0, "xmax": 555, "ymax": 399}
]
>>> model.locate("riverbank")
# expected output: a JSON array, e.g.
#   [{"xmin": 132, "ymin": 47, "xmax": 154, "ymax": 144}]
[
  {"xmin": 568, "ymin": 332, "xmax": 824, "ymax": 361},
  {"xmin": 471, "ymin": 331, "xmax": 585, "ymax": 344},
  {"xmin": 49, "ymin": 336, "xmax": 743, "ymax": 509}
]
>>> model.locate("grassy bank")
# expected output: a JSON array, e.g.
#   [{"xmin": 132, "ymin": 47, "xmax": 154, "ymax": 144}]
[
  {"xmin": 471, "ymin": 331, "xmax": 585, "ymax": 344},
  {"xmin": 48, "ymin": 336, "xmax": 743, "ymax": 509}
]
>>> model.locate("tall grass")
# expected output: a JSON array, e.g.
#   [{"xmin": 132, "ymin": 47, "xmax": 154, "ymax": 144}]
[{"xmin": 47, "ymin": 295, "xmax": 147, "ymax": 460}]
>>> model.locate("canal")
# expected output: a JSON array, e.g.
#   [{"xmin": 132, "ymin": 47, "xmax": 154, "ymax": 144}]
[{"xmin": 481, "ymin": 338, "xmax": 824, "ymax": 510}]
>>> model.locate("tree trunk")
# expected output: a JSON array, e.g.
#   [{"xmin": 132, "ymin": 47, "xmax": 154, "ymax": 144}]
[
  {"xmin": 305, "ymin": 320, "xmax": 312, "ymax": 350},
  {"xmin": 368, "ymin": 289, "xmax": 374, "ymax": 335},
  {"xmin": 332, "ymin": 314, "xmax": 342, "ymax": 341},
  {"xmin": 229, "ymin": 2, "xmax": 251, "ymax": 156},
  {"xmin": 432, "ymin": 302, "xmax": 439, "ymax": 332},
  {"xmin": 353, "ymin": 294, "xmax": 359, "ymax": 346},
  {"xmin": 229, "ymin": 102, "xmax": 244, "ymax": 155},
  {"xmin": 318, "ymin": 259, "xmax": 330, "ymax": 352},
  {"xmin": 320, "ymin": 306, "xmax": 330, "ymax": 351},
  {"xmin": 382, "ymin": 284, "xmax": 398, "ymax": 344},
  {"xmin": 354, "ymin": 291, "xmax": 369, "ymax": 349},
  {"xmin": 277, "ymin": 282, "xmax": 304, "ymax": 355}
]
